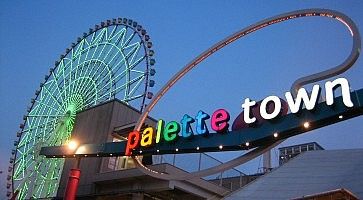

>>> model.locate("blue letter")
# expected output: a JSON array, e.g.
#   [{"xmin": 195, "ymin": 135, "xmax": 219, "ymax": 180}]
[
  {"xmin": 195, "ymin": 110, "xmax": 210, "ymax": 135},
  {"xmin": 180, "ymin": 114, "xmax": 195, "ymax": 138}
]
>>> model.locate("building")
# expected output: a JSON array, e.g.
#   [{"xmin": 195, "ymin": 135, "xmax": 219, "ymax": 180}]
[
  {"xmin": 50, "ymin": 99, "xmax": 363, "ymax": 200},
  {"xmin": 291, "ymin": 188, "xmax": 359, "ymax": 200},
  {"xmin": 55, "ymin": 99, "xmax": 251, "ymax": 199},
  {"xmin": 279, "ymin": 142, "xmax": 324, "ymax": 165},
  {"xmin": 224, "ymin": 149, "xmax": 363, "ymax": 199}
]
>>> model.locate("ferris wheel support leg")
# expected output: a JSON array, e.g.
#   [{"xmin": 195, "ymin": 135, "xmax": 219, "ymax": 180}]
[{"xmin": 64, "ymin": 158, "xmax": 81, "ymax": 200}]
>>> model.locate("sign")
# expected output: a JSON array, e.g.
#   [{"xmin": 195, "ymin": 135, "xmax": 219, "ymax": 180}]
[{"xmin": 125, "ymin": 77, "xmax": 354, "ymax": 156}]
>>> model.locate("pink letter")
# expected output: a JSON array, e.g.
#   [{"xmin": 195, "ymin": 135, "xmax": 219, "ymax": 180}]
[{"xmin": 211, "ymin": 109, "xmax": 230, "ymax": 133}]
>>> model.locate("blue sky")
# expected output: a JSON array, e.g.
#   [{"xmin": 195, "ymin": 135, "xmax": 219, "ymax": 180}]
[{"xmin": 1, "ymin": 1, "xmax": 363, "ymax": 198}]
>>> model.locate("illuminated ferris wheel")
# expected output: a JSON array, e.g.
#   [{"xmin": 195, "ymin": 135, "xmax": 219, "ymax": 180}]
[{"xmin": 7, "ymin": 18, "xmax": 156, "ymax": 199}]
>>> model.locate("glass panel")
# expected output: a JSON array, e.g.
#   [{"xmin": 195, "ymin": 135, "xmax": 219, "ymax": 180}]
[
  {"xmin": 293, "ymin": 147, "xmax": 300, "ymax": 154},
  {"xmin": 107, "ymin": 137, "xmax": 138, "ymax": 170},
  {"xmin": 108, "ymin": 157, "xmax": 116, "ymax": 170}
]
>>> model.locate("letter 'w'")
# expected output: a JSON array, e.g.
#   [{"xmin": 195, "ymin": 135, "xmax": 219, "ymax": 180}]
[{"xmin": 285, "ymin": 85, "xmax": 320, "ymax": 113}]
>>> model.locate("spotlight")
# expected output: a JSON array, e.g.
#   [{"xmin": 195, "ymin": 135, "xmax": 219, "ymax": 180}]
[
  {"xmin": 67, "ymin": 140, "xmax": 78, "ymax": 150},
  {"xmin": 303, "ymin": 122, "xmax": 310, "ymax": 129}
]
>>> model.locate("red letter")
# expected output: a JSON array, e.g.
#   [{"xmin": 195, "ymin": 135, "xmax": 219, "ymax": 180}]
[
  {"xmin": 125, "ymin": 131, "xmax": 140, "ymax": 156},
  {"xmin": 211, "ymin": 109, "xmax": 230, "ymax": 133}
]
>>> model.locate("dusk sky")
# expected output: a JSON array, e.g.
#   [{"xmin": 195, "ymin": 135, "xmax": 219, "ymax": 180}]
[{"xmin": 1, "ymin": 1, "xmax": 363, "ymax": 198}]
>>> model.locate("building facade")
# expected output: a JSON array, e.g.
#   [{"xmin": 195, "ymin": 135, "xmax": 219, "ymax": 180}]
[{"xmin": 55, "ymin": 100, "xmax": 237, "ymax": 199}]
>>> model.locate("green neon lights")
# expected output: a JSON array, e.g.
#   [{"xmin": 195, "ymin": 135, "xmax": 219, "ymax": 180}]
[{"xmin": 13, "ymin": 22, "xmax": 151, "ymax": 199}]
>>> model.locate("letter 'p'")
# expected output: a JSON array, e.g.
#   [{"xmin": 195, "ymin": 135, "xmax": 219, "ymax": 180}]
[{"xmin": 125, "ymin": 131, "xmax": 140, "ymax": 156}]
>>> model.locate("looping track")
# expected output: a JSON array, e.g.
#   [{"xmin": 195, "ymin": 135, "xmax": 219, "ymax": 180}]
[{"xmin": 132, "ymin": 9, "xmax": 361, "ymax": 180}]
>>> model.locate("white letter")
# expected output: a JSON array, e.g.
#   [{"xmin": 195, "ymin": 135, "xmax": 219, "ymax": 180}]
[
  {"xmin": 325, "ymin": 78, "xmax": 353, "ymax": 107},
  {"xmin": 285, "ymin": 85, "xmax": 320, "ymax": 113},
  {"xmin": 242, "ymin": 98, "xmax": 256, "ymax": 124},
  {"xmin": 260, "ymin": 96, "xmax": 282, "ymax": 120}
]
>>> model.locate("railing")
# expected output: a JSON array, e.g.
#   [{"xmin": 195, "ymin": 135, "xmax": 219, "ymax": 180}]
[{"xmin": 152, "ymin": 153, "xmax": 247, "ymax": 190}]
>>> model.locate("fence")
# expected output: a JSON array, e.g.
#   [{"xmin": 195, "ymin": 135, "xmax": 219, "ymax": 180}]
[{"xmin": 152, "ymin": 153, "xmax": 248, "ymax": 190}]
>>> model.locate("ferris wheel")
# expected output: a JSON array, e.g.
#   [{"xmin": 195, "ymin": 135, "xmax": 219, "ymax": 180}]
[{"xmin": 7, "ymin": 18, "xmax": 156, "ymax": 199}]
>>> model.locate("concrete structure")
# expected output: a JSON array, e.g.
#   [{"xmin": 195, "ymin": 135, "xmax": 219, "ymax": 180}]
[
  {"xmin": 224, "ymin": 149, "xmax": 363, "ymax": 199},
  {"xmin": 56, "ymin": 100, "xmax": 231, "ymax": 199}
]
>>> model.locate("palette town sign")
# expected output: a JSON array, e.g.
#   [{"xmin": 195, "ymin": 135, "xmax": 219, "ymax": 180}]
[{"xmin": 125, "ymin": 77, "xmax": 353, "ymax": 155}]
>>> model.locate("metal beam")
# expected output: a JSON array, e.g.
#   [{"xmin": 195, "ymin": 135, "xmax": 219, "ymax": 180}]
[{"xmin": 40, "ymin": 88, "xmax": 363, "ymax": 158}]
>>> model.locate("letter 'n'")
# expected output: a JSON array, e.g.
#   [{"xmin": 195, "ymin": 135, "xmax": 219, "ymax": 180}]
[{"xmin": 325, "ymin": 78, "xmax": 353, "ymax": 107}]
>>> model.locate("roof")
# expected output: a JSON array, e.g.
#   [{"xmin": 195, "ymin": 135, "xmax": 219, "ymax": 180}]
[
  {"xmin": 291, "ymin": 188, "xmax": 359, "ymax": 200},
  {"xmin": 224, "ymin": 149, "xmax": 363, "ymax": 200}
]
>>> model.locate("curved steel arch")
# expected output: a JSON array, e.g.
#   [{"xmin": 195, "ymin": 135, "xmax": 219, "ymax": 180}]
[{"xmin": 132, "ymin": 8, "xmax": 361, "ymax": 180}]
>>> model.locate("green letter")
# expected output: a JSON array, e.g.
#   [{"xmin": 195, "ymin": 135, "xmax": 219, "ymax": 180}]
[{"xmin": 163, "ymin": 121, "xmax": 180, "ymax": 142}]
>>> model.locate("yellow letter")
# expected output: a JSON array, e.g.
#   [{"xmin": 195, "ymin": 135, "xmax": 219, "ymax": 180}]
[{"xmin": 141, "ymin": 127, "xmax": 154, "ymax": 147}]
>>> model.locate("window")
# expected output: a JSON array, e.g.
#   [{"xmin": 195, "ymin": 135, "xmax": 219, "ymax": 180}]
[
  {"xmin": 107, "ymin": 137, "xmax": 136, "ymax": 170},
  {"xmin": 293, "ymin": 146, "xmax": 300, "ymax": 154},
  {"xmin": 280, "ymin": 149, "xmax": 286, "ymax": 155},
  {"xmin": 108, "ymin": 157, "xmax": 117, "ymax": 169}
]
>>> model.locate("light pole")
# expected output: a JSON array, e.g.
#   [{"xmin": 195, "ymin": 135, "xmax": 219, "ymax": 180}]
[{"xmin": 64, "ymin": 140, "xmax": 81, "ymax": 200}]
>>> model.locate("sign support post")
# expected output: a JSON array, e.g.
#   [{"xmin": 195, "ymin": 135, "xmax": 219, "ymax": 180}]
[{"xmin": 64, "ymin": 157, "xmax": 81, "ymax": 200}]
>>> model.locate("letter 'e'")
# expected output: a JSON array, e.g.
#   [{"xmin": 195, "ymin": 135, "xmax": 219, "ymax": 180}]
[{"xmin": 211, "ymin": 109, "xmax": 230, "ymax": 133}]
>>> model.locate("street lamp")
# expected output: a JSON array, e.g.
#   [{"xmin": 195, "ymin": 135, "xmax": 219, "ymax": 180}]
[
  {"xmin": 64, "ymin": 139, "xmax": 81, "ymax": 200},
  {"xmin": 67, "ymin": 140, "xmax": 78, "ymax": 150}
]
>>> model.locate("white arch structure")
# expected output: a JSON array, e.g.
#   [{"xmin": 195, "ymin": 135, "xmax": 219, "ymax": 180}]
[{"xmin": 132, "ymin": 9, "xmax": 361, "ymax": 180}]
